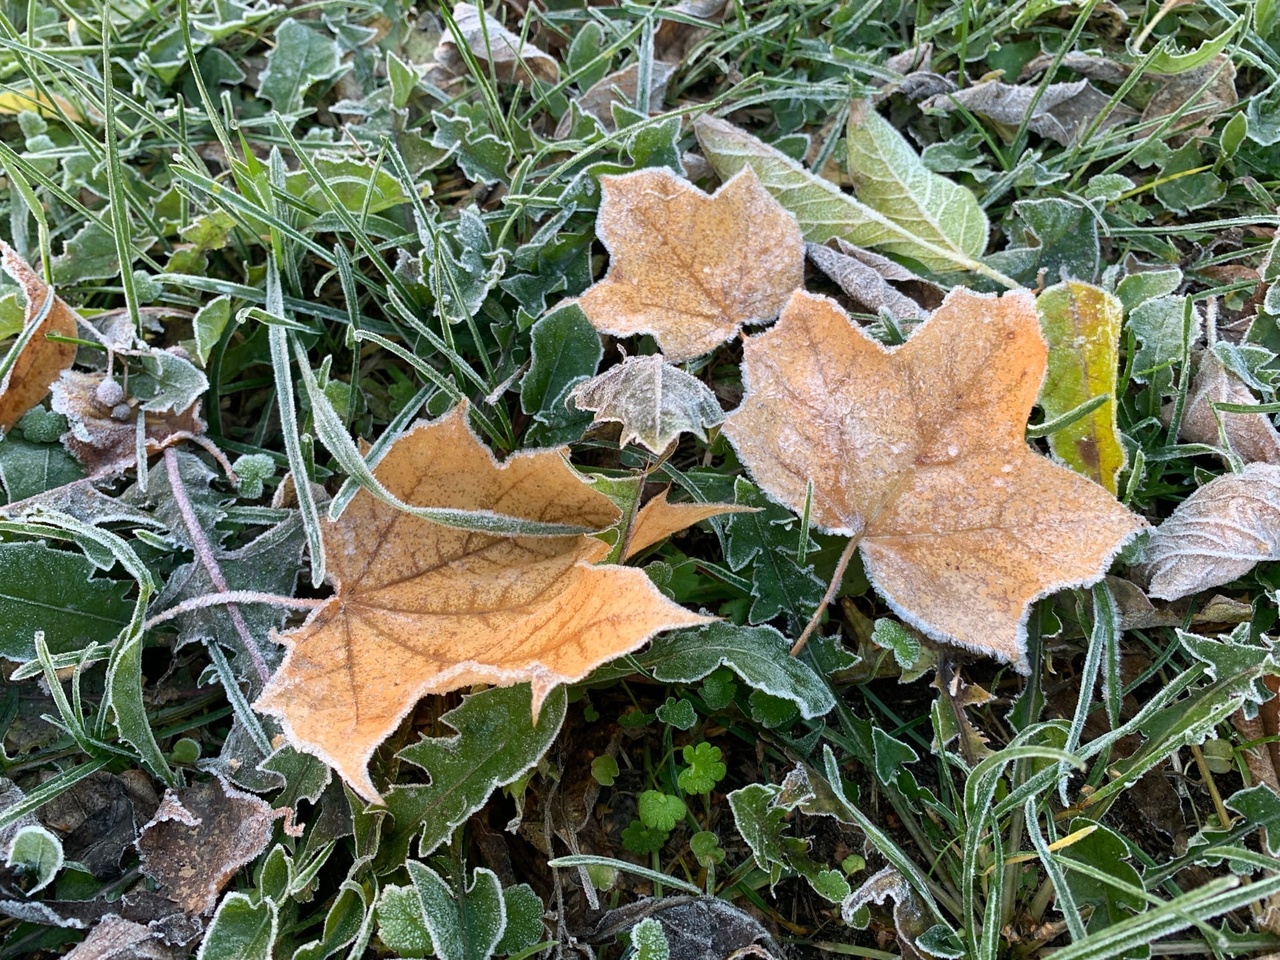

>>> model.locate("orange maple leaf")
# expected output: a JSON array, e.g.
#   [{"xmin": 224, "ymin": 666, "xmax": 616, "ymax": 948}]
[
  {"xmin": 576, "ymin": 167, "xmax": 804, "ymax": 362},
  {"xmin": 255, "ymin": 404, "xmax": 712, "ymax": 801},
  {"xmin": 725, "ymin": 288, "xmax": 1145, "ymax": 668},
  {"xmin": 0, "ymin": 241, "xmax": 79, "ymax": 432}
]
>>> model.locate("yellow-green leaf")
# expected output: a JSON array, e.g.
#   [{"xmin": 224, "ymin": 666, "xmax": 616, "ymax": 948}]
[{"xmin": 1036, "ymin": 281, "xmax": 1127, "ymax": 493}]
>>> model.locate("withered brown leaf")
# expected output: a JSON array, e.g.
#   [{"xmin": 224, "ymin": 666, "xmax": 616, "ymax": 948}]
[
  {"xmin": 576, "ymin": 167, "xmax": 804, "ymax": 362},
  {"xmin": 627, "ymin": 488, "xmax": 752, "ymax": 558},
  {"xmin": 255, "ymin": 404, "xmax": 711, "ymax": 801},
  {"xmin": 725, "ymin": 288, "xmax": 1144, "ymax": 668},
  {"xmin": 1177, "ymin": 353, "xmax": 1280, "ymax": 465},
  {"xmin": 50, "ymin": 370, "xmax": 205, "ymax": 478},
  {"xmin": 0, "ymin": 241, "xmax": 79, "ymax": 432},
  {"xmin": 135, "ymin": 778, "xmax": 273, "ymax": 916}
]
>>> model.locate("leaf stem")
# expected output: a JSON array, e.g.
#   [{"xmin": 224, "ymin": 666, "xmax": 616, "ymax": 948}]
[
  {"xmin": 791, "ymin": 532, "xmax": 862, "ymax": 655},
  {"xmin": 164, "ymin": 448, "xmax": 273, "ymax": 683}
]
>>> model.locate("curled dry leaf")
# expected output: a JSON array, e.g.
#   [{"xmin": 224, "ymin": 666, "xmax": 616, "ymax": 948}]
[
  {"xmin": 1143, "ymin": 463, "xmax": 1280, "ymax": 601},
  {"xmin": 50, "ymin": 370, "xmax": 206, "ymax": 478},
  {"xmin": 575, "ymin": 167, "xmax": 804, "ymax": 362},
  {"xmin": 627, "ymin": 488, "xmax": 753, "ymax": 558},
  {"xmin": 805, "ymin": 240, "xmax": 940, "ymax": 322},
  {"xmin": 0, "ymin": 241, "xmax": 79, "ymax": 432},
  {"xmin": 255, "ymin": 404, "xmax": 711, "ymax": 801},
  {"xmin": 653, "ymin": 0, "xmax": 726, "ymax": 63},
  {"xmin": 135, "ymin": 778, "xmax": 273, "ymax": 916},
  {"xmin": 567, "ymin": 353, "xmax": 725, "ymax": 454},
  {"xmin": 1178, "ymin": 353, "xmax": 1280, "ymax": 464},
  {"xmin": 725, "ymin": 288, "xmax": 1144, "ymax": 668},
  {"xmin": 1141, "ymin": 55, "xmax": 1237, "ymax": 143},
  {"xmin": 433, "ymin": 3, "xmax": 558, "ymax": 85},
  {"xmin": 921, "ymin": 79, "xmax": 1138, "ymax": 145},
  {"xmin": 554, "ymin": 62, "xmax": 676, "ymax": 138}
]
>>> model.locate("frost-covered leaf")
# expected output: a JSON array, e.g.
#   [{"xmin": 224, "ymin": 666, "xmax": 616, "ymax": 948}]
[
  {"xmin": 555, "ymin": 61, "xmax": 676, "ymax": 137},
  {"xmin": 256, "ymin": 404, "xmax": 708, "ymax": 800},
  {"xmin": 257, "ymin": 18, "xmax": 344, "ymax": 115},
  {"xmin": 193, "ymin": 296, "xmax": 232, "ymax": 367},
  {"xmin": 729, "ymin": 782, "xmax": 847, "ymax": 901},
  {"xmin": 722, "ymin": 477, "xmax": 823, "ymax": 627},
  {"xmin": 726, "ymin": 289, "xmax": 1144, "ymax": 668},
  {"xmin": 5, "ymin": 825, "xmax": 62, "ymax": 894},
  {"xmin": 642, "ymin": 621, "xmax": 834, "ymax": 719},
  {"xmin": 575, "ymin": 167, "xmax": 804, "ymax": 362},
  {"xmin": 423, "ymin": 208, "xmax": 503, "ymax": 325},
  {"xmin": 1037, "ymin": 281, "xmax": 1127, "ymax": 493},
  {"xmin": 0, "ymin": 541, "xmax": 132, "ymax": 660},
  {"xmin": 1143, "ymin": 464, "xmax": 1280, "ymax": 600},
  {"xmin": 568, "ymin": 354, "xmax": 725, "ymax": 453},
  {"xmin": 434, "ymin": 3, "xmax": 558, "ymax": 85},
  {"xmin": 51, "ymin": 370, "xmax": 206, "ymax": 478},
  {"xmin": 137, "ymin": 779, "xmax": 274, "ymax": 916},
  {"xmin": 987, "ymin": 198, "xmax": 1100, "ymax": 286},
  {"xmin": 844, "ymin": 99, "xmax": 988, "ymax": 270},
  {"xmin": 407, "ymin": 863, "xmax": 505, "ymax": 960},
  {"xmin": 921, "ymin": 79, "xmax": 1137, "ymax": 146},
  {"xmin": 135, "ymin": 350, "xmax": 209, "ymax": 414},
  {"xmin": 0, "ymin": 435, "xmax": 84, "ymax": 502},
  {"xmin": 805, "ymin": 241, "xmax": 940, "ymax": 322},
  {"xmin": 1128, "ymin": 295, "xmax": 1200, "ymax": 395},
  {"xmin": 694, "ymin": 115, "xmax": 1006, "ymax": 281},
  {"xmin": 382, "ymin": 684, "xmax": 568, "ymax": 862},
  {"xmin": 0, "ymin": 240, "xmax": 79, "ymax": 432},
  {"xmin": 1178, "ymin": 353, "xmax": 1280, "ymax": 464},
  {"xmin": 626, "ymin": 488, "xmax": 749, "ymax": 558},
  {"xmin": 638, "ymin": 790, "xmax": 686, "ymax": 831},
  {"xmin": 519, "ymin": 303, "xmax": 601, "ymax": 446},
  {"xmin": 199, "ymin": 892, "xmax": 276, "ymax": 960}
]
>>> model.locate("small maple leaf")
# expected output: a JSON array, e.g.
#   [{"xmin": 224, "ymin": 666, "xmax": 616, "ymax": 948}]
[
  {"xmin": 255, "ymin": 404, "xmax": 712, "ymax": 801},
  {"xmin": 725, "ymin": 288, "xmax": 1144, "ymax": 668},
  {"xmin": 568, "ymin": 353, "xmax": 725, "ymax": 454},
  {"xmin": 0, "ymin": 241, "xmax": 79, "ymax": 432},
  {"xmin": 576, "ymin": 167, "xmax": 804, "ymax": 362}
]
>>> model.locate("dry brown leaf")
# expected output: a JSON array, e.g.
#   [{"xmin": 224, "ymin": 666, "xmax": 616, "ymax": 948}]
[
  {"xmin": 805, "ymin": 240, "xmax": 942, "ymax": 322},
  {"xmin": 1142, "ymin": 463, "xmax": 1280, "ymax": 601},
  {"xmin": 724, "ymin": 288, "xmax": 1144, "ymax": 667},
  {"xmin": 255, "ymin": 404, "xmax": 711, "ymax": 801},
  {"xmin": 921, "ymin": 78, "xmax": 1138, "ymax": 145},
  {"xmin": 1141, "ymin": 55, "xmax": 1237, "ymax": 143},
  {"xmin": 626, "ymin": 488, "xmax": 752, "ymax": 558},
  {"xmin": 554, "ymin": 62, "xmax": 676, "ymax": 138},
  {"xmin": 50, "ymin": 370, "xmax": 205, "ymax": 478},
  {"xmin": 135, "ymin": 778, "xmax": 274, "ymax": 916},
  {"xmin": 567, "ymin": 353, "xmax": 725, "ymax": 454},
  {"xmin": 1178, "ymin": 353, "xmax": 1280, "ymax": 464},
  {"xmin": 653, "ymin": 0, "xmax": 727, "ymax": 64},
  {"xmin": 0, "ymin": 241, "xmax": 80, "ymax": 432},
  {"xmin": 575, "ymin": 167, "xmax": 804, "ymax": 362},
  {"xmin": 433, "ymin": 3, "xmax": 558, "ymax": 85}
]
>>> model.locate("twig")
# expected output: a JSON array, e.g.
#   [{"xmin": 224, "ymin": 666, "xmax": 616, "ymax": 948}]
[{"xmin": 791, "ymin": 533, "xmax": 862, "ymax": 655}]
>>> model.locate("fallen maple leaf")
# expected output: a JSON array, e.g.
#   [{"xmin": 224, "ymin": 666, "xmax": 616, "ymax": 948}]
[
  {"xmin": 0, "ymin": 241, "xmax": 79, "ymax": 432},
  {"xmin": 567, "ymin": 353, "xmax": 725, "ymax": 454},
  {"xmin": 255, "ymin": 404, "xmax": 711, "ymax": 801},
  {"xmin": 576, "ymin": 167, "xmax": 804, "ymax": 362},
  {"xmin": 724, "ymin": 288, "xmax": 1144, "ymax": 667},
  {"xmin": 627, "ymin": 488, "xmax": 752, "ymax": 558}
]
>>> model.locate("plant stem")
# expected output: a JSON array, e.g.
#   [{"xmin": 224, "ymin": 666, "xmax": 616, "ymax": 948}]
[
  {"xmin": 164, "ymin": 448, "xmax": 273, "ymax": 683},
  {"xmin": 791, "ymin": 533, "xmax": 862, "ymax": 655}
]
